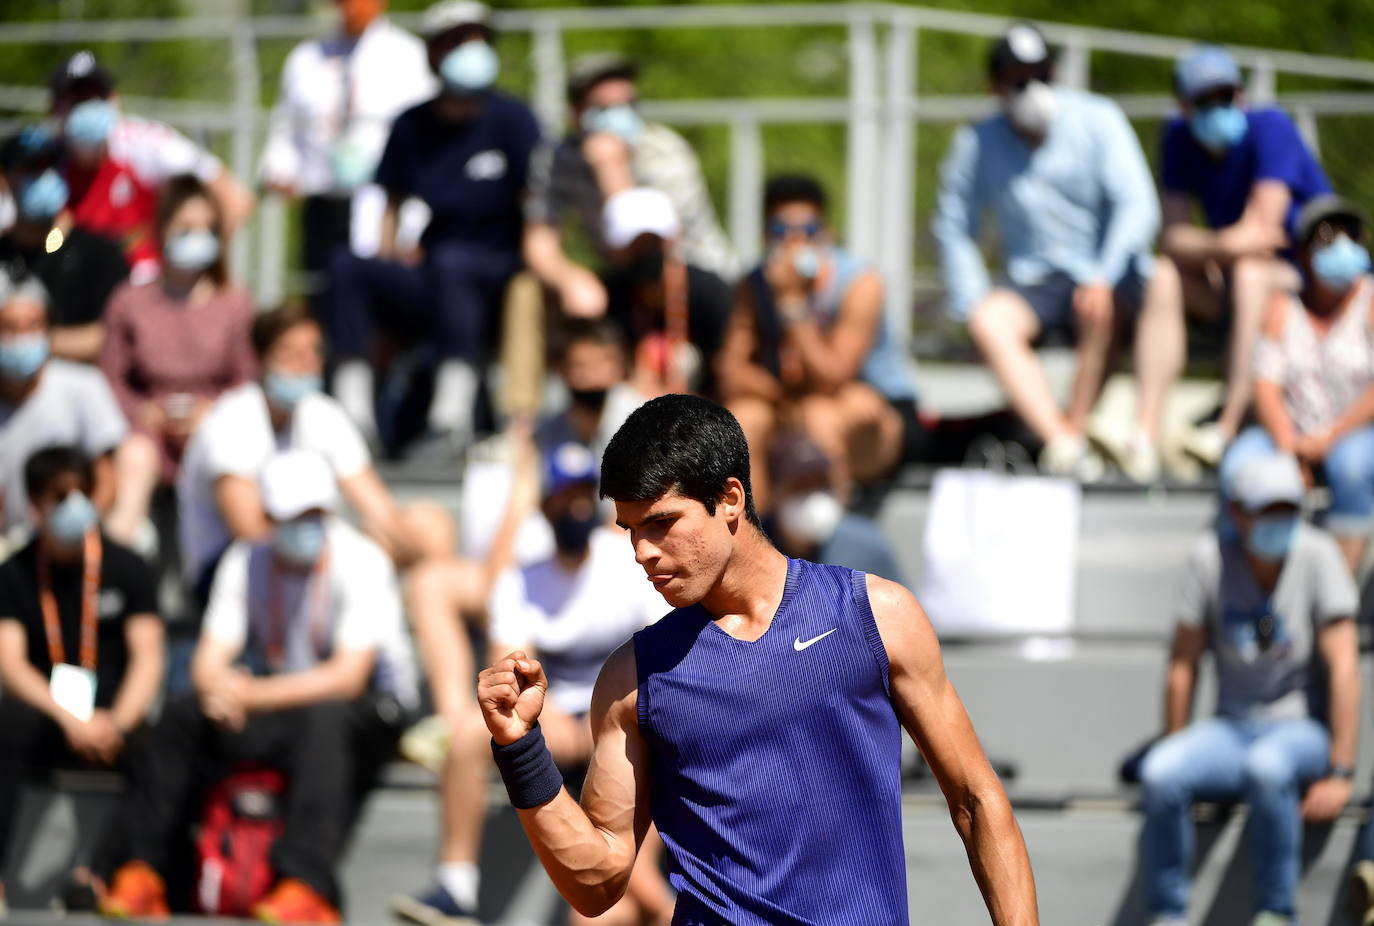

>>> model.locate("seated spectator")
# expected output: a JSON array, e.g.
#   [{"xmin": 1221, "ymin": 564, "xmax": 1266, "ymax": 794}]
[
  {"xmin": 102, "ymin": 450, "xmax": 418, "ymax": 921},
  {"xmin": 1160, "ymin": 46, "xmax": 1332, "ymax": 466},
  {"xmin": 1219, "ymin": 196, "xmax": 1374, "ymax": 575},
  {"xmin": 932, "ymin": 23, "xmax": 1179, "ymax": 482},
  {"xmin": 523, "ymin": 51, "xmax": 737, "ymax": 320},
  {"xmin": 718, "ymin": 174, "xmax": 917, "ymax": 509},
  {"xmin": 100, "ymin": 174, "xmax": 257, "ymax": 548},
  {"xmin": 258, "ymin": 0, "xmax": 435, "ymax": 300},
  {"xmin": 0, "ymin": 274, "xmax": 126, "ymax": 554},
  {"xmin": 765, "ymin": 432, "xmax": 904, "ymax": 583},
  {"xmin": 601, "ymin": 188, "xmax": 733, "ymax": 397},
  {"xmin": 177, "ymin": 304, "xmax": 454, "ymax": 606},
  {"xmin": 1139, "ymin": 453, "xmax": 1359, "ymax": 926},
  {"xmin": 327, "ymin": 0, "xmax": 541, "ymax": 452},
  {"xmin": 536, "ymin": 317, "xmax": 647, "ymax": 460},
  {"xmin": 0, "ymin": 127, "xmax": 127, "ymax": 364},
  {"xmin": 0, "ymin": 447, "xmax": 163, "ymax": 911},
  {"xmin": 51, "ymin": 51, "xmax": 255, "ymax": 283}
]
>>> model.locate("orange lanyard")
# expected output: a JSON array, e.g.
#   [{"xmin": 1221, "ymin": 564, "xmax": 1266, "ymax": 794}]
[
  {"xmin": 265, "ymin": 548, "xmax": 331, "ymax": 671},
  {"xmin": 37, "ymin": 531, "xmax": 102, "ymax": 670}
]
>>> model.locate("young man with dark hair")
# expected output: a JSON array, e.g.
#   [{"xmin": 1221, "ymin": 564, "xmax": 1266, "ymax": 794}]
[
  {"xmin": 479, "ymin": 393, "xmax": 1039, "ymax": 925},
  {"xmin": 0, "ymin": 446, "xmax": 163, "ymax": 912}
]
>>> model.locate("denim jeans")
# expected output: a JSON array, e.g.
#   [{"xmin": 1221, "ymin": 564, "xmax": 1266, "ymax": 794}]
[
  {"xmin": 1220, "ymin": 424, "xmax": 1374, "ymax": 538},
  {"xmin": 1139, "ymin": 714, "xmax": 1329, "ymax": 917}
]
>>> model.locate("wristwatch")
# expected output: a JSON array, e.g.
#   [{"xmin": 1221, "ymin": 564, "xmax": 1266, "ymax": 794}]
[{"xmin": 1329, "ymin": 764, "xmax": 1356, "ymax": 780}]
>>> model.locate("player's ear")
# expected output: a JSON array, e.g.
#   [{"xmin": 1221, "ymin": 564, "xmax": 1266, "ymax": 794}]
[{"xmin": 718, "ymin": 478, "xmax": 745, "ymax": 524}]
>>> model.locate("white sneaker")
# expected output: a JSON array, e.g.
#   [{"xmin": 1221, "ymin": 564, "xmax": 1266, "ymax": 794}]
[
  {"xmin": 1182, "ymin": 422, "xmax": 1228, "ymax": 468},
  {"xmin": 1038, "ymin": 435, "xmax": 1106, "ymax": 483},
  {"xmin": 1119, "ymin": 431, "xmax": 1162, "ymax": 485},
  {"xmin": 1251, "ymin": 913, "xmax": 1292, "ymax": 926},
  {"xmin": 1147, "ymin": 916, "xmax": 1187, "ymax": 926}
]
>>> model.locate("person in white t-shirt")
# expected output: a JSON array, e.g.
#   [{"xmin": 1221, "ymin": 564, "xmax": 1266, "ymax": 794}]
[
  {"xmin": 0, "ymin": 274, "xmax": 127, "ymax": 549},
  {"xmin": 103, "ymin": 450, "xmax": 417, "ymax": 922},
  {"xmin": 177, "ymin": 302, "xmax": 456, "ymax": 600}
]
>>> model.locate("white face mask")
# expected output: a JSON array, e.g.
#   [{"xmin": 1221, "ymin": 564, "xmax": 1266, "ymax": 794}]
[
  {"xmin": 776, "ymin": 491, "xmax": 844, "ymax": 545},
  {"xmin": 1005, "ymin": 80, "xmax": 1058, "ymax": 136}
]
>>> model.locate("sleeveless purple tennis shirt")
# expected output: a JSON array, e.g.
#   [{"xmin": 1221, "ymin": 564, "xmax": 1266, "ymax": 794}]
[{"xmin": 633, "ymin": 558, "xmax": 908, "ymax": 925}]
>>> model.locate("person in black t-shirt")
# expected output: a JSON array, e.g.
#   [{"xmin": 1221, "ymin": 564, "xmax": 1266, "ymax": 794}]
[
  {"xmin": 0, "ymin": 446, "xmax": 163, "ymax": 907},
  {"xmin": 0, "ymin": 128, "xmax": 129, "ymax": 365},
  {"xmin": 326, "ymin": 1, "xmax": 541, "ymax": 453}
]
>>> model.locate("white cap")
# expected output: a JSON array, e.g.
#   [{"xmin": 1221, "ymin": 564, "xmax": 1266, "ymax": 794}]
[
  {"xmin": 602, "ymin": 188, "xmax": 680, "ymax": 250},
  {"xmin": 1228, "ymin": 453, "xmax": 1305, "ymax": 513},
  {"xmin": 259, "ymin": 450, "xmax": 338, "ymax": 521},
  {"xmin": 421, "ymin": 0, "xmax": 490, "ymax": 37}
]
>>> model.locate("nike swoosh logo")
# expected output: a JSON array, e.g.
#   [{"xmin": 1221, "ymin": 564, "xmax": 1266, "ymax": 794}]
[{"xmin": 793, "ymin": 628, "xmax": 839, "ymax": 652}]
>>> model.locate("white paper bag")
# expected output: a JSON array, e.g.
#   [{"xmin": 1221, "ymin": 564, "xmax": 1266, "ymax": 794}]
[{"xmin": 919, "ymin": 468, "xmax": 1080, "ymax": 635}]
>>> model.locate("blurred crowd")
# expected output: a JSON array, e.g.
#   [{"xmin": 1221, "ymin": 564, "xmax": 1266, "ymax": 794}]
[{"xmin": 0, "ymin": 1, "xmax": 1371, "ymax": 924}]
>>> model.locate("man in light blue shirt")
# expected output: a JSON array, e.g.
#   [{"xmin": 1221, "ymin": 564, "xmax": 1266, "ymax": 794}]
[{"xmin": 933, "ymin": 22, "xmax": 1183, "ymax": 483}]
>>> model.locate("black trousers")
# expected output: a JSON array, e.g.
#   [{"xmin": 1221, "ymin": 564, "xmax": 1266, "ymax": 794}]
[
  {"xmin": 302, "ymin": 195, "xmax": 353, "ymax": 310},
  {"xmin": 0, "ymin": 696, "xmax": 148, "ymax": 875},
  {"xmin": 121, "ymin": 691, "xmax": 403, "ymax": 907}
]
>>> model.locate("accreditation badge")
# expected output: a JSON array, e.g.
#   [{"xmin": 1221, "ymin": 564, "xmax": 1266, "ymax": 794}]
[{"xmin": 50, "ymin": 662, "xmax": 97, "ymax": 721}]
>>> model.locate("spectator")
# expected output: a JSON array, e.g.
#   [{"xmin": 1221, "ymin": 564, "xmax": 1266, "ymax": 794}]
[
  {"xmin": 326, "ymin": 0, "xmax": 541, "ymax": 452},
  {"xmin": 765, "ymin": 432, "xmax": 905, "ymax": 583},
  {"xmin": 601, "ymin": 187, "xmax": 734, "ymax": 397},
  {"xmin": 99, "ymin": 174, "xmax": 257, "ymax": 548},
  {"xmin": 1160, "ymin": 46, "xmax": 1332, "ymax": 466},
  {"xmin": 0, "ymin": 274, "xmax": 126, "ymax": 553},
  {"xmin": 523, "ymin": 51, "xmax": 737, "ymax": 320},
  {"xmin": 718, "ymin": 174, "xmax": 918, "ymax": 509},
  {"xmin": 932, "ymin": 23, "xmax": 1180, "ymax": 482},
  {"xmin": 177, "ymin": 304, "xmax": 455, "ymax": 606},
  {"xmin": 0, "ymin": 447, "xmax": 163, "ymax": 911},
  {"xmin": 259, "ymin": 0, "xmax": 436, "ymax": 297},
  {"xmin": 0, "ymin": 127, "xmax": 127, "ymax": 364},
  {"xmin": 1218, "ymin": 196, "xmax": 1374, "ymax": 576},
  {"xmin": 102, "ymin": 450, "xmax": 418, "ymax": 921},
  {"xmin": 536, "ymin": 316, "xmax": 646, "ymax": 460},
  {"xmin": 51, "ymin": 51, "xmax": 255, "ymax": 284},
  {"xmin": 1139, "ymin": 453, "xmax": 1359, "ymax": 925}
]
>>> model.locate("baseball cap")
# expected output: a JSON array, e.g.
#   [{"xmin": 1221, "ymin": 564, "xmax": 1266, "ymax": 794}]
[
  {"xmin": 543, "ymin": 441, "xmax": 598, "ymax": 497},
  {"xmin": 49, "ymin": 50, "xmax": 115, "ymax": 100},
  {"xmin": 1174, "ymin": 45, "xmax": 1243, "ymax": 100},
  {"xmin": 1227, "ymin": 454, "xmax": 1304, "ymax": 513},
  {"xmin": 567, "ymin": 52, "xmax": 637, "ymax": 104},
  {"xmin": 988, "ymin": 23, "xmax": 1052, "ymax": 78},
  {"xmin": 603, "ymin": 188, "xmax": 680, "ymax": 250},
  {"xmin": 420, "ymin": 0, "xmax": 491, "ymax": 38},
  {"xmin": 1294, "ymin": 193, "xmax": 1369, "ymax": 247},
  {"xmin": 260, "ymin": 450, "xmax": 338, "ymax": 521}
]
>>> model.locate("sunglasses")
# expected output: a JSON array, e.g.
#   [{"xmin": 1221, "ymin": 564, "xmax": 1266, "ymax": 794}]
[
  {"xmin": 767, "ymin": 219, "xmax": 822, "ymax": 240},
  {"xmin": 1190, "ymin": 86, "xmax": 1238, "ymax": 110},
  {"xmin": 1009, "ymin": 71, "xmax": 1052, "ymax": 92}
]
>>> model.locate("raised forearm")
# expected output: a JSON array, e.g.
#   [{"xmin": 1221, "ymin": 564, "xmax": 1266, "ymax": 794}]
[
  {"xmin": 952, "ymin": 786, "xmax": 1039, "ymax": 925},
  {"xmin": 516, "ymin": 791, "xmax": 635, "ymax": 916},
  {"xmin": 1163, "ymin": 660, "xmax": 1195, "ymax": 735}
]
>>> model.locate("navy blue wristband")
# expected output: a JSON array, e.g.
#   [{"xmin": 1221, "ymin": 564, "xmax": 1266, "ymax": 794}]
[{"xmin": 491, "ymin": 723, "xmax": 564, "ymax": 809}]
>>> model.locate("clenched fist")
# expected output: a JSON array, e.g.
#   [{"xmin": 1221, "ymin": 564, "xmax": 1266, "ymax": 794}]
[{"xmin": 478, "ymin": 651, "xmax": 549, "ymax": 745}]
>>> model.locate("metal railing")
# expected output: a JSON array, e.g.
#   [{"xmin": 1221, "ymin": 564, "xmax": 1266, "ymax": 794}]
[{"xmin": 4, "ymin": 4, "xmax": 1374, "ymax": 340}]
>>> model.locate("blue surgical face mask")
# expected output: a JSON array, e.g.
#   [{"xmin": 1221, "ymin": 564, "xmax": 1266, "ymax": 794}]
[
  {"xmin": 0, "ymin": 333, "xmax": 49, "ymax": 381},
  {"xmin": 440, "ymin": 40, "xmax": 500, "ymax": 93},
  {"xmin": 273, "ymin": 516, "xmax": 327, "ymax": 565},
  {"xmin": 1189, "ymin": 104, "xmax": 1248, "ymax": 153},
  {"xmin": 65, "ymin": 99, "xmax": 118, "ymax": 149},
  {"xmin": 47, "ymin": 491, "xmax": 98, "ymax": 545},
  {"xmin": 580, "ymin": 104, "xmax": 643, "ymax": 144},
  {"xmin": 1246, "ymin": 513, "xmax": 1299, "ymax": 562},
  {"xmin": 1310, "ymin": 234, "xmax": 1371, "ymax": 292},
  {"xmin": 164, "ymin": 229, "xmax": 220, "ymax": 272},
  {"xmin": 262, "ymin": 370, "xmax": 322, "ymax": 411},
  {"xmin": 18, "ymin": 169, "xmax": 68, "ymax": 221}
]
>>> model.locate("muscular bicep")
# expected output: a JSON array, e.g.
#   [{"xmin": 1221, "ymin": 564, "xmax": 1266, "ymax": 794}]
[{"xmin": 579, "ymin": 641, "xmax": 653, "ymax": 858}]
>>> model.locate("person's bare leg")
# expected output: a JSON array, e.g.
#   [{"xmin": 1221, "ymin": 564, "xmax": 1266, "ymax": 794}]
[
  {"xmin": 439, "ymin": 711, "xmax": 490, "ymax": 868},
  {"xmin": 1063, "ymin": 292, "xmax": 1118, "ymax": 436},
  {"xmin": 105, "ymin": 433, "xmax": 161, "ymax": 547},
  {"xmin": 967, "ymin": 289, "xmax": 1071, "ymax": 443},
  {"xmin": 832, "ymin": 382, "xmax": 903, "ymax": 484},
  {"xmin": 397, "ymin": 501, "xmax": 458, "ymax": 568},
  {"xmin": 1217, "ymin": 256, "xmax": 1295, "ymax": 438},
  {"xmin": 797, "ymin": 393, "xmax": 852, "ymax": 497},
  {"xmin": 727, "ymin": 395, "xmax": 778, "ymax": 513},
  {"xmin": 1133, "ymin": 257, "xmax": 1187, "ymax": 442}
]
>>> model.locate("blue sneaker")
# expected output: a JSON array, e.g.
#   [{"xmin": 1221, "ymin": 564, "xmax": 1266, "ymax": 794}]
[{"xmin": 390, "ymin": 883, "xmax": 480, "ymax": 926}]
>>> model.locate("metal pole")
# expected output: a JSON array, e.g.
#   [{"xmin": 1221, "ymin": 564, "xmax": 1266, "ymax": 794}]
[
  {"xmin": 1057, "ymin": 32, "xmax": 1090, "ymax": 90},
  {"xmin": 1294, "ymin": 105, "xmax": 1321, "ymax": 159},
  {"xmin": 1248, "ymin": 56, "xmax": 1277, "ymax": 105},
  {"xmin": 881, "ymin": 19, "xmax": 915, "ymax": 349},
  {"xmin": 531, "ymin": 16, "xmax": 566, "ymax": 136},
  {"xmin": 729, "ymin": 114, "xmax": 764, "ymax": 269},
  {"xmin": 845, "ymin": 11, "xmax": 879, "ymax": 262},
  {"xmin": 229, "ymin": 17, "xmax": 263, "ymax": 296}
]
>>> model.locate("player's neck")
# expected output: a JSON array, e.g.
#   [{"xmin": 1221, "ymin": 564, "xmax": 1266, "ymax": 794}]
[{"xmin": 698, "ymin": 525, "xmax": 790, "ymax": 628}]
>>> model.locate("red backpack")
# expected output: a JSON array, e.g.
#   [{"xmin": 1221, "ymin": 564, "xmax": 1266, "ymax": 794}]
[{"xmin": 194, "ymin": 766, "xmax": 287, "ymax": 916}]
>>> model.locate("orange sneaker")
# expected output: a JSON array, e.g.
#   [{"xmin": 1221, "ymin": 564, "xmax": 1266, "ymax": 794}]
[
  {"xmin": 99, "ymin": 860, "xmax": 168, "ymax": 920},
  {"xmin": 252, "ymin": 878, "xmax": 341, "ymax": 924}
]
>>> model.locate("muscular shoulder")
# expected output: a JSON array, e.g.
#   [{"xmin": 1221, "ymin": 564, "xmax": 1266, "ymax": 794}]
[
  {"xmin": 589, "ymin": 638, "xmax": 639, "ymax": 736},
  {"xmin": 864, "ymin": 573, "xmax": 942, "ymax": 673}
]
